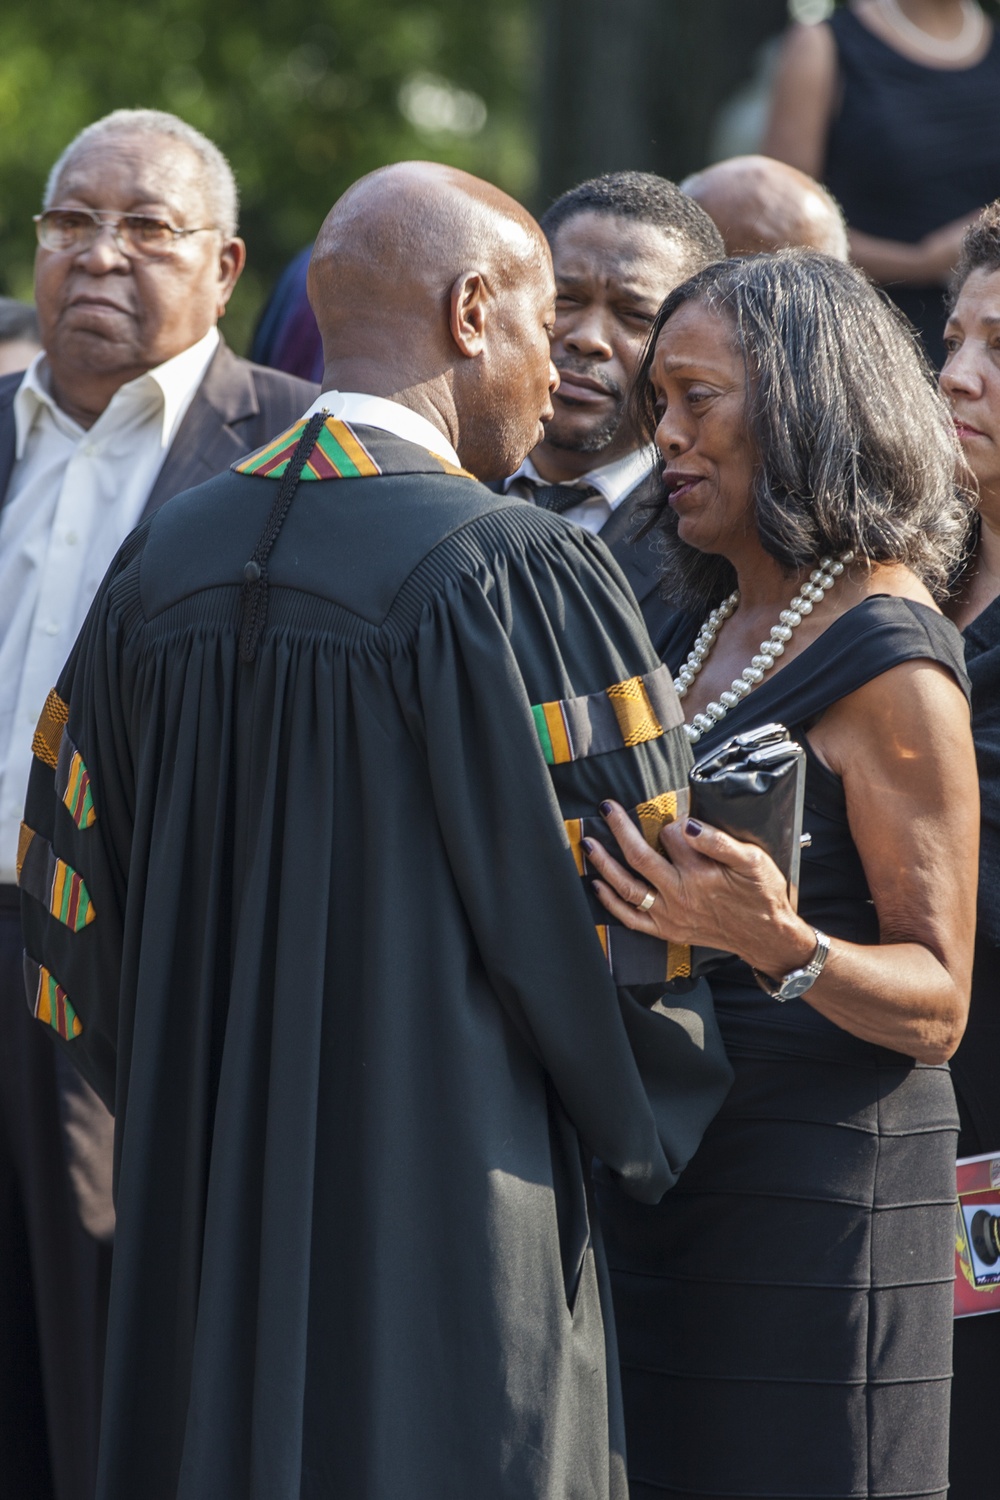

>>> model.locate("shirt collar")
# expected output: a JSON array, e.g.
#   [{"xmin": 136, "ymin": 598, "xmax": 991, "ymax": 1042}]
[
  {"xmin": 143, "ymin": 325, "xmax": 220, "ymax": 447},
  {"xmin": 303, "ymin": 390, "xmax": 462, "ymax": 470},
  {"xmin": 503, "ymin": 443, "xmax": 657, "ymax": 507},
  {"xmin": 13, "ymin": 325, "xmax": 220, "ymax": 460}
]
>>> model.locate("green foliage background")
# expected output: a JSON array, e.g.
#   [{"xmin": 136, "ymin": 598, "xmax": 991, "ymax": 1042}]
[
  {"xmin": 0, "ymin": 0, "xmax": 536, "ymax": 352},
  {"xmin": 7, "ymin": 1, "xmax": 1000, "ymax": 353}
]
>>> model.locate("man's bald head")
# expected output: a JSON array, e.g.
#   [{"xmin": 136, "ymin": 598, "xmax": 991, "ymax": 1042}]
[
  {"xmin": 681, "ymin": 155, "xmax": 848, "ymax": 260},
  {"xmin": 310, "ymin": 162, "xmax": 546, "ymax": 311},
  {"xmin": 307, "ymin": 163, "xmax": 557, "ymax": 478}
]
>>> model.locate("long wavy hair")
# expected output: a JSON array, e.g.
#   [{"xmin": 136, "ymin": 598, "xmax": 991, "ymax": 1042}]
[{"xmin": 629, "ymin": 251, "xmax": 972, "ymax": 613}]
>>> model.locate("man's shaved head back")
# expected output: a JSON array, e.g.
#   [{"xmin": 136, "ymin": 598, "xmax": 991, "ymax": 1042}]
[
  {"xmin": 682, "ymin": 155, "xmax": 848, "ymax": 261},
  {"xmin": 307, "ymin": 162, "xmax": 557, "ymax": 479}
]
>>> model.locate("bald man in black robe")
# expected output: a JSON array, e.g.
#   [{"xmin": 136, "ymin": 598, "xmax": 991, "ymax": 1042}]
[{"xmin": 19, "ymin": 163, "xmax": 731, "ymax": 1500}]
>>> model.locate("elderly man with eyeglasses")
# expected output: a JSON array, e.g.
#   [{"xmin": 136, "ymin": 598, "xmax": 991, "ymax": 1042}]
[{"xmin": 0, "ymin": 108, "xmax": 316, "ymax": 1500}]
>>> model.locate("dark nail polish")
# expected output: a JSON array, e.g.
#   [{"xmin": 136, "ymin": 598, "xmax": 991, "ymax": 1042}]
[
  {"xmin": 599, "ymin": 801, "xmax": 613, "ymax": 817},
  {"xmin": 685, "ymin": 819, "xmax": 703, "ymax": 837},
  {"xmin": 581, "ymin": 837, "xmax": 595, "ymax": 854}
]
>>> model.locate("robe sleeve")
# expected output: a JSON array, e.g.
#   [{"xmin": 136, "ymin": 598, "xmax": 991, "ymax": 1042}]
[
  {"xmin": 18, "ymin": 532, "xmax": 142, "ymax": 1112},
  {"xmin": 410, "ymin": 510, "xmax": 732, "ymax": 1202}
]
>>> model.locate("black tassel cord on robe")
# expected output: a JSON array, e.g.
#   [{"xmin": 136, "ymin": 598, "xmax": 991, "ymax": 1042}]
[{"xmin": 19, "ymin": 417, "xmax": 732, "ymax": 1500}]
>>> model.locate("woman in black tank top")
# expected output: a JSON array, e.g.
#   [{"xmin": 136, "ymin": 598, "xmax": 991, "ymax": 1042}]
[
  {"xmin": 764, "ymin": 1, "xmax": 1000, "ymax": 365},
  {"xmin": 588, "ymin": 252, "xmax": 978, "ymax": 1499}
]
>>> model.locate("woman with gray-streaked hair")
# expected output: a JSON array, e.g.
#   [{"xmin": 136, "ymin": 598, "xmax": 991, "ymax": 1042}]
[{"xmin": 583, "ymin": 251, "xmax": 979, "ymax": 1500}]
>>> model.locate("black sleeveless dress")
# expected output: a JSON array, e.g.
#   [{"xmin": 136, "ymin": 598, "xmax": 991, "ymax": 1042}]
[
  {"xmin": 596, "ymin": 596, "xmax": 969, "ymax": 1500},
  {"xmin": 824, "ymin": 9, "xmax": 1000, "ymax": 367}
]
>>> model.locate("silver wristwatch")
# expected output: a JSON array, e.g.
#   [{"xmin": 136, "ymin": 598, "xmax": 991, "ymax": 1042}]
[{"xmin": 753, "ymin": 928, "xmax": 831, "ymax": 1002}]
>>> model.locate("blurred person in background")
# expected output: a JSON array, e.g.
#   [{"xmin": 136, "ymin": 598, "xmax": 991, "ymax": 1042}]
[
  {"xmin": 681, "ymin": 154, "xmax": 848, "ymax": 258},
  {"xmin": 0, "ymin": 107, "xmax": 315, "ymax": 1500},
  {"xmin": 250, "ymin": 242, "xmax": 323, "ymax": 383},
  {"xmin": 588, "ymin": 250, "xmax": 977, "ymax": 1500},
  {"xmin": 501, "ymin": 171, "xmax": 724, "ymax": 653},
  {"xmin": 764, "ymin": 0, "xmax": 1000, "ymax": 366},
  {"xmin": 0, "ymin": 297, "xmax": 42, "ymax": 376},
  {"xmin": 937, "ymin": 198, "xmax": 1000, "ymax": 1500}
]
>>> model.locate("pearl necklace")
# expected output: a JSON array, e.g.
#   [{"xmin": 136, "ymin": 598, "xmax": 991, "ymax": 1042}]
[
  {"xmin": 674, "ymin": 552, "xmax": 855, "ymax": 744},
  {"xmin": 877, "ymin": 0, "xmax": 986, "ymax": 62}
]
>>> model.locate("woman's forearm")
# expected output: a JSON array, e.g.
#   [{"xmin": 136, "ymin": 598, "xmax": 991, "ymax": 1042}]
[
  {"xmin": 848, "ymin": 229, "xmax": 933, "ymax": 286},
  {"xmin": 772, "ymin": 935, "xmax": 968, "ymax": 1065},
  {"xmin": 850, "ymin": 214, "xmax": 979, "ymax": 288},
  {"xmin": 586, "ymin": 803, "xmax": 971, "ymax": 1069},
  {"xmin": 675, "ymin": 888, "xmax": 968, "ymax": 1065}
]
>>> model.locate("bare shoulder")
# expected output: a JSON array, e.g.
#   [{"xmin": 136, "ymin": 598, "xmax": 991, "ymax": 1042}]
[
  {"xmin": 814, "ymin": 654, "xmax": 971, "ymax": 785},
  {"xmin": 782, "ymin": 18, "xmax": 838, "ymax": 65},
  {"xmin": 768, "ymin": 20, "xmax": 838, "ymax": 93},
  {"xmin": 804, "ymin": 564, "xmax": 965, "ymax": 771},
  {"xmin": 762, "ymin": 23, "xmax": 840, "ymax": 175}
]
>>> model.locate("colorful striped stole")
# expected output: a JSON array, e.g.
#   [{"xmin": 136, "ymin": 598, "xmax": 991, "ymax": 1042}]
[{"xmin": 234, "ymin": 416, "xmax": 475, "ymax": 481}]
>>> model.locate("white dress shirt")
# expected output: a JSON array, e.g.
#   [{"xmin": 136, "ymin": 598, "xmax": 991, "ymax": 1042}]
[
  {"xmin": 304, "ymin": 390, "xmax": 462, "ymax": 469},
  {"xmin": 0, "ymin": 327, "xmax": 219, "ymax": 881},
  {"xmin": 503, "ymin": 445, "xmax": 657, "ymax": 535}
]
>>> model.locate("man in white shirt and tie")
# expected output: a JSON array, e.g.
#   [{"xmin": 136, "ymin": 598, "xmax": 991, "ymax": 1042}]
[
  {"xmin": 0, "ymin": 108, "xmax": 315, "ymax": 1500},
  {"xmin": 502, "ymin": 172, "xmax": 724, "ymax": 654}
]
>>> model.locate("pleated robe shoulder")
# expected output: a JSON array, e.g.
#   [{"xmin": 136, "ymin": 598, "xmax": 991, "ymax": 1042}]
[{"xmin": 19, "ymin": 424, "xmax": 732, "ymax": 1500}]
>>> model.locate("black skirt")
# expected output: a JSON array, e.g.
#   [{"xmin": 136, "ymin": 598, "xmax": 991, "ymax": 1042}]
[{"xmin": 596, "ymin": 1032, "xmax": 958, "ymax": 1499}]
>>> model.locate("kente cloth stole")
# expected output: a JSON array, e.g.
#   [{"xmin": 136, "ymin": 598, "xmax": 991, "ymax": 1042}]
[
  {"xmin": 565, "ymin": 791, "xmax": 693, "ymax": 984},
  {"xmin": 19, "ymin": 690, "xmax": 99, "ymax": 1038},
  {"xmin": 532, "ymin": 668, "xmax": 693, "ymax": 984},
  {"xmin": 233, "ymin": 417, "xmax": 476, "ymax": 481},
  {"xmin": 532, "ymin": 665, "xmax": 683, "ymax": 766},
  {"xmin": 24, "ymin": 955, "xmax": 82, "ymax": 1039},
  {"xmin": 18, "ymin": 824, "xmax": 95, "ymax": 932}
]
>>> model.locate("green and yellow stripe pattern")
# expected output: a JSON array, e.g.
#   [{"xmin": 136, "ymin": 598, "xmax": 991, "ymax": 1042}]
[
  {"xmin": 17, "ymin": 825, "xmax": 95, "ymax": 933},
  {"xmin": 235, "ymin": 416, "xmax": 381, "ymax": 480},
  {"xmin": 23, "ymin": 956, "xmax": 82, "ymax": 1040},
  {"xmin": 55, "ymin": 735, "xmax": 96, "ymax": 829}
]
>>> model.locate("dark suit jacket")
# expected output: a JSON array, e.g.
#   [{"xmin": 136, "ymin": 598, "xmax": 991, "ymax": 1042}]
[
  {"xmin": 496, "ymin": 465, "xmax": 682, "ymax": 659},
  {"xmin": 0, "ymin": 336, "xmax": 317, "ymax": 1236},
  {"xmin": 0, "ymin": 337, "xmax": 318, "ymax": 526},
  {"xmin": 596, "ymin": 467, "xmax": 682, "ymax": 658}
]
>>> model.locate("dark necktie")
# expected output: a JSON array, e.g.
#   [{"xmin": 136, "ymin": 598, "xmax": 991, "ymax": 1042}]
[{"xmin": 528, "ymin": 482, "xmax": 600, "ymax": 515}]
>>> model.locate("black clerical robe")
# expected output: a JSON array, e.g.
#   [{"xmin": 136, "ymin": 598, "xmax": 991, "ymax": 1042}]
[{"xmin": 19, "ymin": 419, "xmax": 731, "ymax": 1500}]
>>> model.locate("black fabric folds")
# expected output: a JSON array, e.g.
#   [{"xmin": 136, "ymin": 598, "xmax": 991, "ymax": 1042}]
[{"xmin": 18, "ymin": 444, "xmax": 732, "ymax": 1500}]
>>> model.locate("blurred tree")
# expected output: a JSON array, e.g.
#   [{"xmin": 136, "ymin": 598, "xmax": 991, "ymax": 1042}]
[
  {"xmin": 539, "ymin": 0, "xmax": 788, "ymax": 204},
  {"xmin": 8, "ymin": 0, "xmax": 1000, "ymax": 351},
  {"xmin": 0, "ymin": 0, "xmax": 535, "ymax": 351}
]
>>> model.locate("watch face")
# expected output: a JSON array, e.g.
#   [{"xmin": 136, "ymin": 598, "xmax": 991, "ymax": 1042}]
[{"xmin": 777, "ymin": 973, "xmax": 814, "ymax": 1001}]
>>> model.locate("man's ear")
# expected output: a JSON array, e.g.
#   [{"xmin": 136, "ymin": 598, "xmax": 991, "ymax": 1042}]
[
  {"xmin": 216, "ymin": 237, "xmax": 247, "ymax": 319},
  {"xmin": 449, "ymin": 270, "xmax": 487, "ymax": 358}
]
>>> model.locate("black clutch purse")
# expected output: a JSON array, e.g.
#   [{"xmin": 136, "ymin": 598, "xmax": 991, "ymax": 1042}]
[
  {"xmin": 688, "ymin": 722, "xmax": 807, "ymax": 910},
  {"xmin": 576, "ymin": 723, "xmax": 808, "ymax": 989}
]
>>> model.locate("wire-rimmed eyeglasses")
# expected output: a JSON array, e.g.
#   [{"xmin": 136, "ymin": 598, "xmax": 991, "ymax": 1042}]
[{"xmin": 34, "ymin": 208, "xmax": 219, "ymax": 257}]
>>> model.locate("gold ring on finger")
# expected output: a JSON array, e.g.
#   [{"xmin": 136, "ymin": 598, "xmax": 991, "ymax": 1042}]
[{"xmin": 636, "ymin": 889, "xmax": 656, "ymax": 913}]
